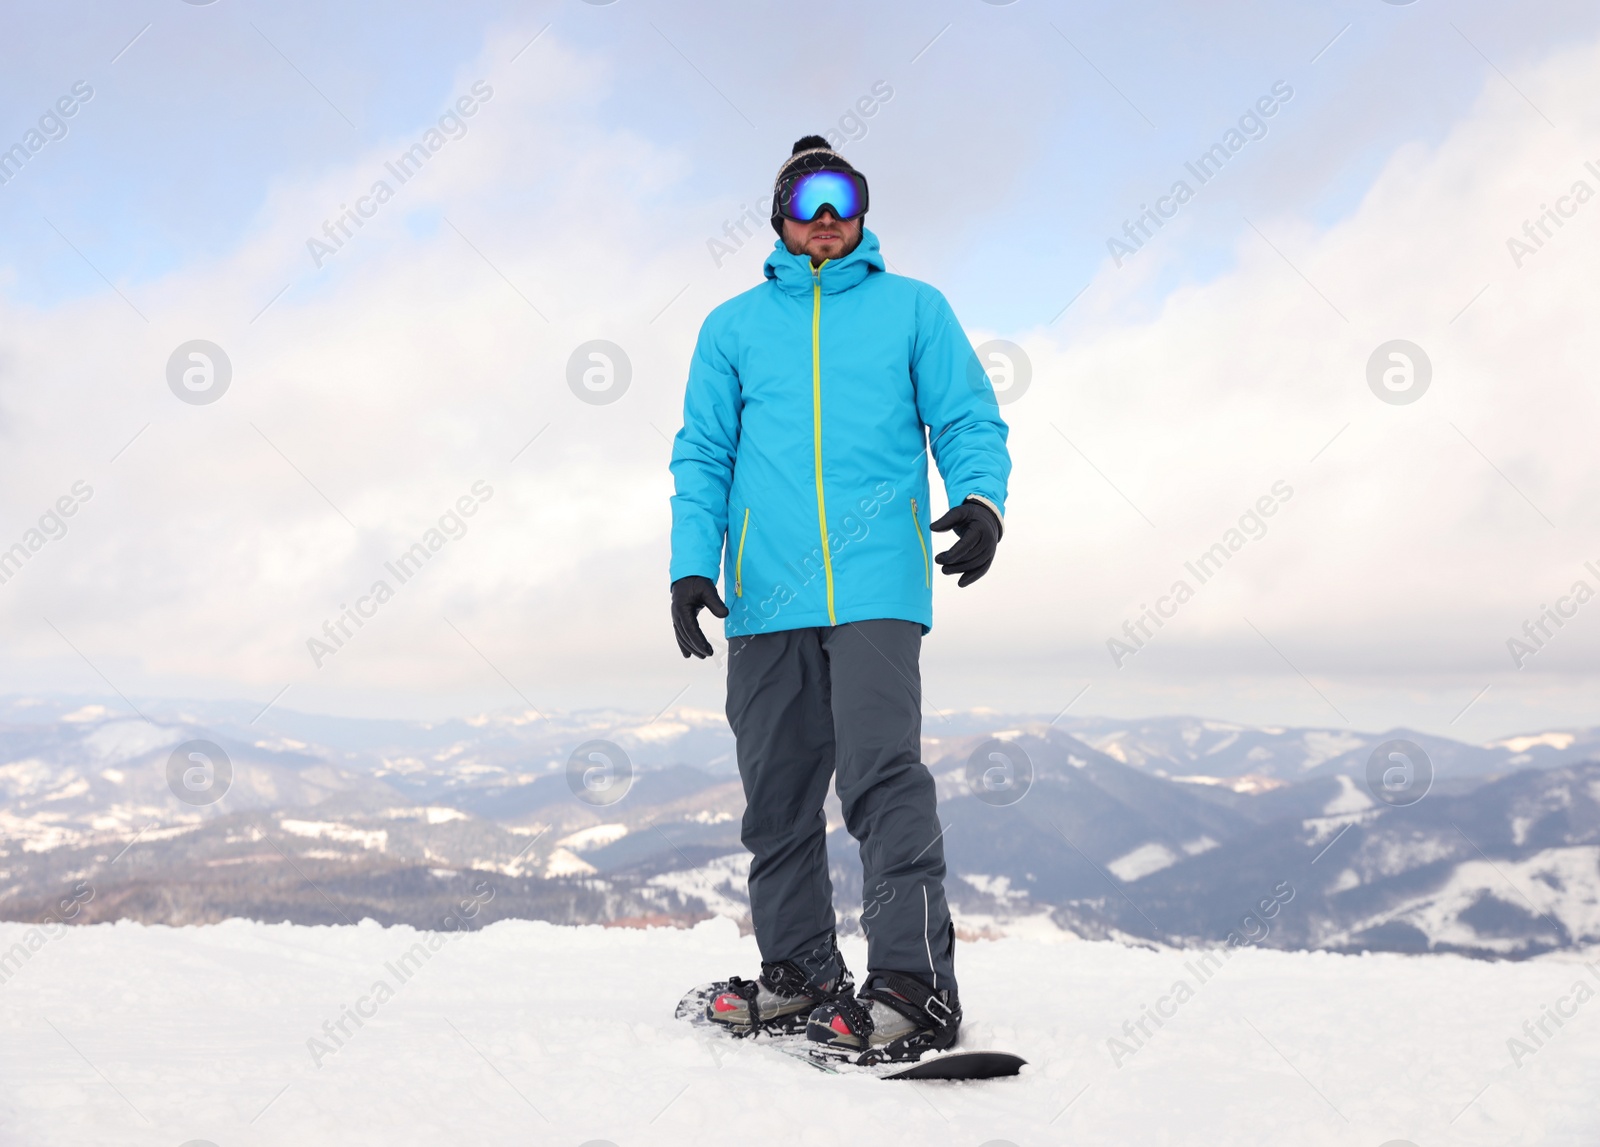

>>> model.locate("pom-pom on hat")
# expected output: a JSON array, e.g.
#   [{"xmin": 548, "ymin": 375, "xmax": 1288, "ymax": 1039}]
[{"xmin": 770, "ymin": 135, "xmax": 863, "ymax": 235}]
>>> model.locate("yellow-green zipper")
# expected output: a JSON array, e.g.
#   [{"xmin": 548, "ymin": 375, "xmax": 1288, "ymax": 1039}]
[
  {"xmin": 811, "ymin": 261, "xmax": 836, "ymax": 624},
  {"xmin": 910, "ymin": 497, "xmax": 930, "ymax": 588},
  {"xmin": 734, "ymin": 507, "xmax": 750, "ymax": 597}
]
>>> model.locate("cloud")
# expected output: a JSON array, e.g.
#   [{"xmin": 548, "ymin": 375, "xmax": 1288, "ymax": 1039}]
[
  {"xmin": 0, "ymin": 27, "xmax": 703, "ymax": 711},
  {"xmin": 942, "ymin": 32, "xmax": 1600, "ymax": 730},
  {"xmin": 1, "ymin": 20, "xmax": 1598, "ymax": 740}
]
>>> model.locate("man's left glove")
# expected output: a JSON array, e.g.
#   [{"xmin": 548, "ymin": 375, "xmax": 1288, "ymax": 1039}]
[
  {"xmin": 671, "ymin": 575, "xmax": 729, "ymax": 659},
  {"xmin": 930, "ymin": 501, "xmax": 1002, "ymax": 587}
]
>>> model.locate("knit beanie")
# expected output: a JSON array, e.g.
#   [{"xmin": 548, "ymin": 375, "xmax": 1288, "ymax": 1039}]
[{"xmin": 769, "ymin": 135, "xmax": 864, "ymax": 235}]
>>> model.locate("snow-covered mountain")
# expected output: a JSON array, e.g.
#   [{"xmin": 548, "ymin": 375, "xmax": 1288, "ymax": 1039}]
[
  {"xmin": 1051, "ymin": 713, "xmax": 1600, "ymax": 783},
  {"xmin": 3, "ymin": 696, "xmax": 1598, "ymax": 959},
  {"xmin": 934, "ymin": 732, "xmax": 1600, "ymax": 959}
]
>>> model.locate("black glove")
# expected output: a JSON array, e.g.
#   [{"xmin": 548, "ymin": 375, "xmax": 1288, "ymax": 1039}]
[
  {"xmin": 671, "ymin": 575, "xmax": 729, "ymax": 658},
  {"xmin": 930, "ymin": 500, "xmax": 1001, "ymax": 587}
]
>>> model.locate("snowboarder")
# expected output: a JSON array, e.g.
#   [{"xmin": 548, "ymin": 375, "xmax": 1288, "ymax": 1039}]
[{"xmin": 669, "ymin": 136, "xmax": 1011, "ymax": 1061}]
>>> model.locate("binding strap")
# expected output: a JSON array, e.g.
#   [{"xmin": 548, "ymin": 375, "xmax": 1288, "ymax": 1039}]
[
  {"xmin": 760, "ymin": 960, "xmax": 815, "ymax": 998},
  {"xmin": 863, "ymin": 972, "xmax": 959, "ymax": 1031},
  {"xmin": 763, "ymin": 932, "xmax": 848, "ymax": 999},
  {"xmin": 724, "ymin": 976, "xmax": 762, "ymax": 1034}
]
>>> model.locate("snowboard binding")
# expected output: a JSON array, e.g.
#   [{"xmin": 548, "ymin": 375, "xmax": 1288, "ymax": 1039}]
[
  {"xmin": 806, "ymin": 971, "xmax": 962, "ymax": 1064},
  {"xmin": 704, "ymin": 935, "xmax": 853, "ymax": 1038}
]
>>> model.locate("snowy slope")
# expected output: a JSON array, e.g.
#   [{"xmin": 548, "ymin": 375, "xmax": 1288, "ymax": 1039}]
[{"xmin": 1, "ymin": 918, "xmax": 1596, "ymax": 1146}]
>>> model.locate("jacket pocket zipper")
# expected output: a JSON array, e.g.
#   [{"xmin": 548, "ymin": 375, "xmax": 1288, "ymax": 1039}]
[
  {"xmin": 910, "ymin": 498, "xmax": 930, "ymax": 588},
  {"xmin": 735, "ymin": 507, "xmax": 751, "ymax": 597}
]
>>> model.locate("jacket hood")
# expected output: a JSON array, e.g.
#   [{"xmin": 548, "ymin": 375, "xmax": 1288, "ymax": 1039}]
[{"xmin": 763, "ymin": 227, "xmax": 885, "ymax": 297}]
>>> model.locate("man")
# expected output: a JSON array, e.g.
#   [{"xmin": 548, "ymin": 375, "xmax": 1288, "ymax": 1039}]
[{"xmin": 668, "ymin": 136, "xmax": 1011, "ymax": 1061}]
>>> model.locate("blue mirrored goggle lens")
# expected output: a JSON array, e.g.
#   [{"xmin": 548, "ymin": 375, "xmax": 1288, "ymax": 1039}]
[{"xmin": 784, "ymin": 169, "xmax": 866, "ymax": 221}]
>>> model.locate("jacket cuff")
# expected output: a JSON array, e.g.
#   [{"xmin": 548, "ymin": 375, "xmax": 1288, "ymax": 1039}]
[
  {"xmin": 964, "ymin": 494, "xmax": 1004, "ymax": 539},
  {"xmin": 669, "ymin": 555, "xmax": 723, "ymax": 585}
]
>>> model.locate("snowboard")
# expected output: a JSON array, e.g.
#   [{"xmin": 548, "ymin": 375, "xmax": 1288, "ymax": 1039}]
[{"xmin": 675, "ymin": 981, "xmax": 1026, "ymax": 1081}]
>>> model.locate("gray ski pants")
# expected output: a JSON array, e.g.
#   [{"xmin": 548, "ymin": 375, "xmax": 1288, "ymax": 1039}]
[{"xmin": 725, "ymin": 618, "xmax": 956, "ymax": 993}]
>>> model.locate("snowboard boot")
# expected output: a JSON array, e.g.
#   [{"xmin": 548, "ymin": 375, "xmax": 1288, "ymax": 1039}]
[
  {"xmin": 806, "ymin": 971, "xmax": 961, "ymax": 1064},
  {"xmin": 706, "ymin": 943, "xmax": 853, "ymax": 1038}
]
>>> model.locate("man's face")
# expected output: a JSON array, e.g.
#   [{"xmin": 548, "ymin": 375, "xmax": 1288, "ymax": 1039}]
[{"xmin": 781, "ymin": 206, "xmax": 862, "ymax": 267}]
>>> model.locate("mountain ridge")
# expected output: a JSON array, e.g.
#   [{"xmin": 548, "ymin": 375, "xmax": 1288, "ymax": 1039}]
[{"xmin": 3, "ymin": 696, "xmax": 1597, "ymax": 959}]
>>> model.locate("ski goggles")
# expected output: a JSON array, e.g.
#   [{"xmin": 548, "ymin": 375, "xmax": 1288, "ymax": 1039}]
[{"xmin": 775, "ymin": 167, "xmax": 870, "ymax": 223}]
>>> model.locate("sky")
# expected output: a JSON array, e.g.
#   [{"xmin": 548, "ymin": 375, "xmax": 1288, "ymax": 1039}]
[{"xmin": 0, "ymin": 0, "xmax": 1597, "ymax": 743}]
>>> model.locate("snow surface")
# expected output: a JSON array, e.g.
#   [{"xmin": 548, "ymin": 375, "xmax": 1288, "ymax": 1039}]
[{"xmin": 0, "ymin": 919, "xmax": 1597, "ymax": 1146}]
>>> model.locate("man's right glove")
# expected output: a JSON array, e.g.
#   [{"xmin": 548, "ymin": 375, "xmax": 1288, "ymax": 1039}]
[{"xmin": 671, "ymin": 575, "xmax": 729, "ymax": 659}]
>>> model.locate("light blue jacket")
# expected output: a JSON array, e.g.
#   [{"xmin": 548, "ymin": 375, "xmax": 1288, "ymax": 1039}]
[{"xmin": 670, "ymin": 228, "xmax": 1010, "ymax": 637}]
